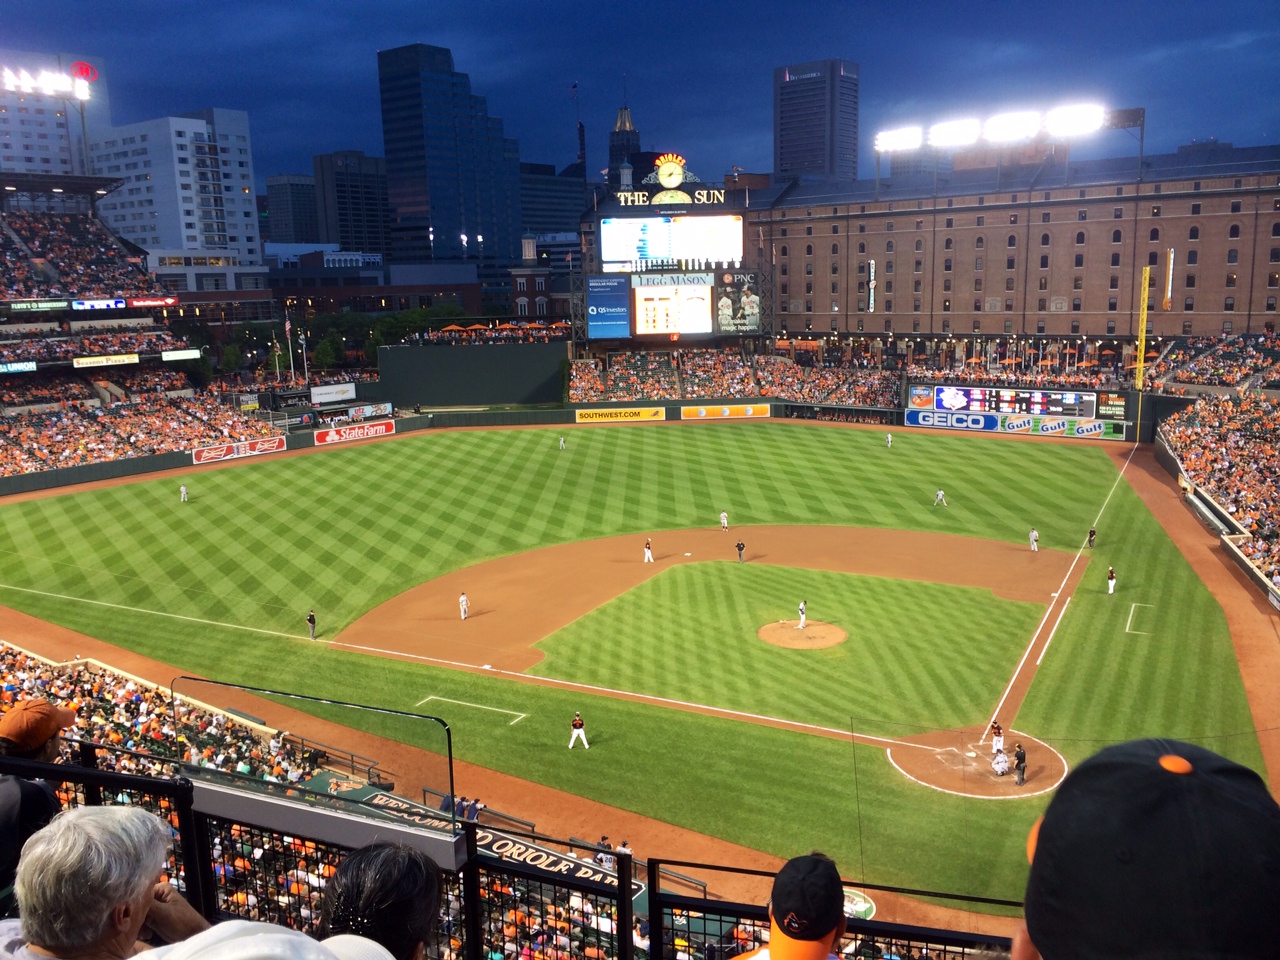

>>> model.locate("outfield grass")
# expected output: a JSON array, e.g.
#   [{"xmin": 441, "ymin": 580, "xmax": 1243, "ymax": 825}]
[{"xmin": 0, "ymin": 422, "xmax": 1258, "ymax": 903}]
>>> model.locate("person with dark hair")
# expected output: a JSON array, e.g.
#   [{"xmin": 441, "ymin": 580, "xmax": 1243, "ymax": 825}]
[{"xmin": 320, "ymin": 843, "xmax": 444, "ymax": 960}]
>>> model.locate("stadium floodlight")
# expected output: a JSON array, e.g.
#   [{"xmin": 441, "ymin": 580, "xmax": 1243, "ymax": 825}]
[
  {"xmin": 874, "ymin": 126, "xmax": 923, "ymax": 152},
  {"xmin": 984, "ymin": 111, "xmax": 1041, "ymax": 143},
  {"xmin": 928, "ymin": 118, "xmax": 981, "ymax": 148},
  {"xmin": 1045, "ymin": 104, "xmax": 1105, "ymax": 138}
]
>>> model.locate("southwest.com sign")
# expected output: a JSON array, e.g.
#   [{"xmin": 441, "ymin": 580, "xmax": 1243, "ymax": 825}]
[
  {"xmin": 575, "ymin": 407, "xmax": 665, "ymax": 423},
  {"xmin": 905, "ymin": 410, "xmax": 1123, "ymax": 440}
]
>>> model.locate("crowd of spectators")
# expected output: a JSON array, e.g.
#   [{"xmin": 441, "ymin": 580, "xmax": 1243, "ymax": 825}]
[
  {"xmin": 1167, "ymin": 333, "xmax": 1280, "ymax": 386},
  {"xmin": 0, "ymin": 373, "xmax": 95, "ymax": 410},
  {"xmin": 0, "ymin": 393, "xmax": 278, "ymax": 476},
  {"xmin": 116, "ymin": 366, "xmax": 191, "ymax": 396},
  {"xmin": 0, "ymin": 225, "xmax": 44, "ymax": 300},
  {"xmin": 1160, "ymin": 392, "xmax": 1280, "ymax": 579},
  {"xmin": 568, "ymin": 360, "xmax": 605, "ymax": 403},
  {"xmin": 0, "ymin": 324, "xmax": 187, "ymax": 363},
  {"xmin": 753, "ymin": 355, "xmax": 847, "ymax": 403},
  {"xmin": 678, "ymin": 349, "xmax": 760, "ymax": 399},
  {"xmin": 3, "ymin": 211, "xmax": 166, "ymax": 300},
  {"xmin": 605, "ymin": 352, "xmax": 680, "ymax": 401},
  {"xmin": 904, "ymin": 363, "xmax": 1111, "ymax": 390}
]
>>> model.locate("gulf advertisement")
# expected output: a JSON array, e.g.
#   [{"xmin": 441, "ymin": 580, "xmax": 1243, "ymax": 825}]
[
  {"xmin": 575, "ymin": 407, "xmax": 665, "ymax": 423},
  {"xmin": 680, "ymin": 404, "xmax": 771, "ymax": 420},
  {"xmin": 192, "ymin": 436, "xmax": 286, "ymax": 465},
  {"xmin": 314, "ymin": 419, "xmax": 396, "ymax": 445},
  {"xmin": 904, "ymin": 409, "xmax": 1125, "ymax": 440}
]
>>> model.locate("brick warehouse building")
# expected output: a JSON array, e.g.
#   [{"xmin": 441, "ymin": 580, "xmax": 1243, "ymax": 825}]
[{"xmin": 748, "ymin": 140, "xmax": 1280, "ymax": 343}]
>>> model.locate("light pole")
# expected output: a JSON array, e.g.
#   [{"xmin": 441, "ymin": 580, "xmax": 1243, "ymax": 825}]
[{"xmin": 299, "ymin": 330, "xmax": 309, "ymax": 382}]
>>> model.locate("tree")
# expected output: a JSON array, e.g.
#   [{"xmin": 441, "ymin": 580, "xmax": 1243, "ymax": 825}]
[
  {"xmin": 219, "ymin": 343, "xmax": 242, "ymax": 376},
  {"xmin": 311, "ymin": 339, "xmax": 338, "ymax": 371}
]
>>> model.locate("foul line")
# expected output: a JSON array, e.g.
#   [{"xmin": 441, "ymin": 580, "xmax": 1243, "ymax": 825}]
[
  {"xmin": 1035, "ymin": 597, "xmax": 1072, "ymax": 666},
  {"xmin": 0, "ymin": 582, "xmax": 302, "ymax": 640},
  {"xmin": 416, "ymin": 695, "xmax": 526, "ymax": 725},
  {"xmin": 1126, "ymin": 603, "xmax": 1154, "ymax": 636},
  {"xmin": 328, "ymin": 639, "xmax": 933, "ymax": 750},
  {"xmin": 982, "ymin": 442, "xmax": 1141, "ymax": 742}
]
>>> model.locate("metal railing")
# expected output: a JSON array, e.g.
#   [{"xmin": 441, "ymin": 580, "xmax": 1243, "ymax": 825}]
[{"xmin": 0, "ymin": 755, "xmax": 1013, "ymax": 960}]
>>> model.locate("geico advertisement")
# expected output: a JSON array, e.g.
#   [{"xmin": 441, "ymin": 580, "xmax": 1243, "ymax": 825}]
[
  {"xmin": 575, "ymin": 407, "xmax": 665, "ymax": 423},
  {"xmin": 906, "ymin": 410, "xmax": 1121, "ymax": 439},
  {"xmin": 680, "ymin": 404, "xmax": 771, "ymax": 420}
]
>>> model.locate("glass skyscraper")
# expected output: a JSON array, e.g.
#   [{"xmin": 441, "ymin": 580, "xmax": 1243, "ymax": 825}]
[
  {"xmin": 378, "ymin": 43, "xmax": 521, "ymax": 265},
  {"xmin": 773, "ymin": 59, "xmax": 860, "ymax": 183}
]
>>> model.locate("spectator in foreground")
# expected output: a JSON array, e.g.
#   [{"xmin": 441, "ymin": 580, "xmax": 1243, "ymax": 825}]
[
  {"xmin": 0, "ymin": 805, "xmax": 395, "ymax": 960},
  {"xmin": 1014, "ymin": 739, "xmax": 1280, "ymax": 960},
  {"xmin": 320, "ymin": 842, "xmax": 443, "ymax": 960},
  {"xmin": 739, "ymin": 853, "xmax": 846, "ymax": 960},
  {"xmin": 0, "ymin": 698, "xmax": 78, "ymax": 917}
]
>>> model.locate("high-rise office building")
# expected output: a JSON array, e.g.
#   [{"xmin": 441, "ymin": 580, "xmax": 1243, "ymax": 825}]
[
  {"xmin": 519, "ymin": 162, "xmax": 588, "ymax": 235},
  {"xmin": 607, "ymin": 106, "xmax": 640, "ymax": 187},
  {"xmin": 313, "ymin": 150, "xmax": 390, "ymax": 257},
  {"xmin": 377, "ymin": 43, "xmax": 521, "ymax": 264},
  {"xmin": 773, "ymin": 59, "xmax": 859, "ymax": 183},
  {"xmin": 266, "ymin": 174, "xmax": 319, "ymax": 243},
  {"xmin": 92, "ymin": 107, "xmax": 260, "ymax": 260}
]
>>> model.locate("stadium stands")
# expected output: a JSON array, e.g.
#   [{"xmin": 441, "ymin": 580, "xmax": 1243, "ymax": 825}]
[
  {"xmin": 2, "ymin": 211, "xmax": 165, "ymax": 300},
  {"xmin": 568, "ymin": 360, "xmax": 605, "ymax": 403},
  {"xmin": 605, "ymin": 352, "xmax": 680, "ymax": 401},
  {"xmin": 1160, "ymin": 393, "xmax": 1280, "ymax": 578},
  {"xmin": 678, "ymin": 349, "xmax": 759, "ymax": 399}
]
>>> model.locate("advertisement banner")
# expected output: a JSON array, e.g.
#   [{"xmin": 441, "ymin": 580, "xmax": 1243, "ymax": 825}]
[
  {"xmin": 72, "ymin": 353, "xmax": 139, "ymax": 369},
  {"xmin": 311, "ymin": 382, "xmax": 357, "ymax": 405},
  {"xmin": 161, "ymin": 348, "xmax": 201, "ymax": 361},
  {"xmin": 8, "ymin": 299, "xmax": 69, "ymax": 312},
  {"xmin": 128, "ymin": 296, "xmax": 179, "ymax": 308},
  {"xmin": 314, "ymin": 419, "xmax": 396, "ymax": 445},
  {"xmin": 586, "ymin": 275, "xmax": 630, "ymax": 339},
  {"xmin": 0, "ymin": 361, "xmax": 37, "ymax": 374},
  {"xmin": 348, "ymin": 402, "xmax": 393, "ymax": 419},
  {"xmin": 712, "ymin": 271, "xmax": 761, "ymax": 334},
  {"xmin": 905, "ymin": 409, "xmax": 1125, "ymax": 439},
  {"xmin": 575, "ymin": 407, "xmax": 665, "ymax": 423},
  {"xmin": 71, "ymin": 298, "xmax": 126, "ymax": 311},
  {"xmin": 237, "ymin": 394, "xmax": 260, "ymax": 412},
  {"xmin": 680, "ymin": 404, "xmax": 771, "ymax": 420},
  {"xmin": 191, "ymin": 435, "xmax": 286, "ymax": 465}
]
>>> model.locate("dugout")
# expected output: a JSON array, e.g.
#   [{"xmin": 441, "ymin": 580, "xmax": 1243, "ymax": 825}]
[{"xmin": 377, "ymin": 342, "xmax": 566, "ymax": 408}]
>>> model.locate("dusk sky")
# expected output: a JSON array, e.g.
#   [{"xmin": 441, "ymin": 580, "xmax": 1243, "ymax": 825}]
[{"xmin": 7, "ymin": 1, "xmax": 1278, "ymax": 190}]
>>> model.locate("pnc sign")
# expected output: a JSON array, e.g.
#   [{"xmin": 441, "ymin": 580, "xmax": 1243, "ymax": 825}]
[{"xmin": 2, "ymin": 65, "xmax": 93, "ymax": 100}]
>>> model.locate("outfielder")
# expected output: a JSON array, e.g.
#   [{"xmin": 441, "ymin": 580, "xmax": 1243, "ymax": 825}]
[
  {"xmin": 933, "ymin": 488, "xmax": 948, "ymax": 507},
  {"xmin": 886, "ymin": 433, "xmax": 892, "ymax": 449},
  {"xmin": 569, "ymin": 711, "xmax": 589, "ymax": 749},
  {"xmin": 1107, "ymin": 566, "xmax": 1116, "ymax": 595},
  {"xmin": 180, "ymin": 483, "xmax": 188, "ymax": 503}
]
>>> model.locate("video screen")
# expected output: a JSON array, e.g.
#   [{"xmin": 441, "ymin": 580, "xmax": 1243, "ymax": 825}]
[
  {"xmin": 601, "ymin": 215, "xmax": 744, "ymax": 267},
  {"xmin": 633, "ymin": 285, "xmax": 712, "ymax": 335}
]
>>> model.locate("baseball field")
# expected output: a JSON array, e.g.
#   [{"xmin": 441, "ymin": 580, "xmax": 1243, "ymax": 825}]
[{"xmin": 0, "ymin": 420, "xmax": 1265, "ymax": 909}]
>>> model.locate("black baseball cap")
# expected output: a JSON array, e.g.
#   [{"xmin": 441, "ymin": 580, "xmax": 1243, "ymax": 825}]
[
  {"xmin": 1024, "ymin": 739, "xmax": 1280, "ymax": 960},
  {"xmin": 767, "ymin": 854, "xmax": 845, "ymax": 960}
]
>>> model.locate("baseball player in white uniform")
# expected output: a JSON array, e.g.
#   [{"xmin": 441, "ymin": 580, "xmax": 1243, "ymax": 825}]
[
  {"xmin": 886, "ymin": 433, "xmax": 892, "ymax": 449},
  {"xmin": 720, "ymin": 511, "xmax": 729, "ymax": 531},
  {"xmin": 1029, "ymin": 528, "xmax": 1039, "ymax": 552},
  {"xmin": 796, "ymin": 600, "xmax": 807, "ymax": 629},
  {"xmin": 569, "ymin": 712, "xmax": 589, "ymax": 749},
  {"xmin": 1108, "ymin": 567, "xmax": 1116, "ymax": 594},
  {"xmin": 180, "ymin": 484, "xmax": 188, "ymax": 502},
  {"xmin": 459, "ymin": 592, "xmax": 469, "ymax": 620},
  {"xmin": 933, "ymin": 489, "xmax": 948, "ymax": 507},
  {"xmin": 643, "ymin": 538, "xmax": 654, "ymax": 562}
]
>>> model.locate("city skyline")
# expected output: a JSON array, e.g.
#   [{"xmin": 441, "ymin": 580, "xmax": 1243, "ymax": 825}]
[{"xmin": 3, "ymin": 1, "xmax": 1278, "ymax": 192}]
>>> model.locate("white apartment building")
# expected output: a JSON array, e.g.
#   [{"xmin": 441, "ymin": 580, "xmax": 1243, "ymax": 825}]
[
  {"xmin": 0, "ymin": 47, "xmax": 111, "ymax": 176},
  {"xmin": 91, "ymin": 108, "xmax": 265, "ymax": 290}
]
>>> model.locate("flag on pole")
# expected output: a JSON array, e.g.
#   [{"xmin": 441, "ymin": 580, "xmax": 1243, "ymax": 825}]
[
  {"xmin": 284, "ymin": 317, "xmax": 292, "ymax": 339},
  {"xmin": 565, "ymin": 252, "xmax": 572, "ymax": 262},
  {"xmin": 569, "ymin": 81, "xmax": 578, "ymax": 97}
]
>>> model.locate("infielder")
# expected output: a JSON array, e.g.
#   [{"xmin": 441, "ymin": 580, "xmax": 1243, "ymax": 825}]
[
  {"xmin": 1029, "ymin": 528, "xmax": 1039, "ymax": 552},
  {"xmin": 180, "ymin": 483, "xmax": 188, "ymax": 503},
  {"xmin": 459, "ymin": 591, "xmax": 469, "ymax": 620},
  {"xmin": 1107, "ymin": 567, "xmax": 1116, "ymax": 595},
  {"xmin": 643, "ymin": 538, "xmax": 654, "ymax": 563},
  {"xmin": 933, "ymin": 488, "xmax": 948, "ymax": 507},
  {"xmin": 720, "ymin": 511, "xmax": 729, "ymax": 532},
  {"xmin": 796, "ymin": 600, "xmax": 807, "ymax": 629},
  {"xmin": 569, "ymin": 711, "xmax": 589, "ymax": 749}
]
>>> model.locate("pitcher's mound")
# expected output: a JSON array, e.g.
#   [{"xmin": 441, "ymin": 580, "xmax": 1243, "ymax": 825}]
[{"xmin": 758, "ymin": 620, "xmax": 847, "ymax": 649}]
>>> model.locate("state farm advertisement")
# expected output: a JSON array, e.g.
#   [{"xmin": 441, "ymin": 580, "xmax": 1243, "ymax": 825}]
[
  {"xmin": 192, "ymin": 435, "xmax": 286, "ymax": 465},
  {"xmin": 314, "ymin": 419, "xmax": 396, "ymax": 446}
]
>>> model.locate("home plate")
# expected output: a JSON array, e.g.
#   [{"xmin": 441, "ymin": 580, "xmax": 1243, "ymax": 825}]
[{"xmin": 965, "ymin": 751, "xmax": 978, "ymax": 758}]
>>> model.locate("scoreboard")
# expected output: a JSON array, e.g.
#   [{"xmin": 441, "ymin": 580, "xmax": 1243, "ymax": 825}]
[{"xmin": 927, "ymin": 385, "xmax": 1127, "ymax": 421}]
